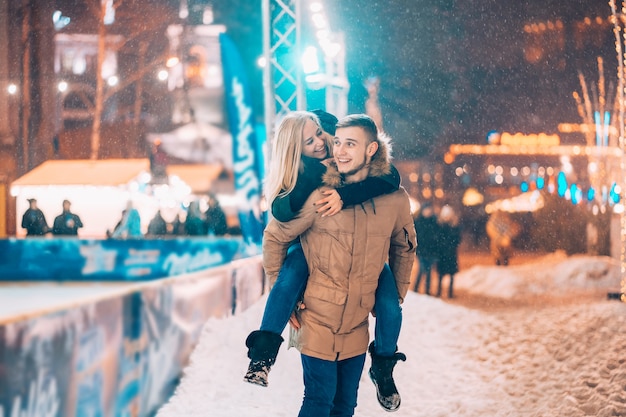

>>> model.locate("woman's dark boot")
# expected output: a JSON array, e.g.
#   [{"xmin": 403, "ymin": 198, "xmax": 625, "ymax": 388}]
[
  {"xmin": 243, "ymin": 330, "xmax": 284, "ymax": 387},
  {"xmin": 368, "ymin": 342, "xmax": 407, "ymax": 412}
]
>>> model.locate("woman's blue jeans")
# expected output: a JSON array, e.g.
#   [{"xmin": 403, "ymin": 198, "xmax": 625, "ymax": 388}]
[
  {"xmin": 298, "ymin": 353, "xmax": 366, "ymax": 417},
  {"xmin": 260, "ymin": 243, "xmax": 402, "ymax": 357}
]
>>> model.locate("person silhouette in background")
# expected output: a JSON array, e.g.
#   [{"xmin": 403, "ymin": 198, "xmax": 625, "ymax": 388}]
[
  {"xmin": 169, "ymin": 213, "xmax": 185, "ymax": 236},
  {"xmin": 147, "ymin": 210, "xmax": 168, "ymax": 237},
  {"xmin": 205, "ymin": 194, "xmax": 228, "ymax": 236},
  {"xmin": 413, "ymin": 203, "xmax": 440, "ymax": 294},
  {"xmin": 435, "ymin": 205, "xmax": 461, "ymax": 298},
  {"xmin": 185, "ymin": 200, "xmax": 206, "ymax": 236},
  {"xmin": 21, "ymin": 198, "xmax": 49, "ymax": 236},
  {"xmin": 486, "ymin": 210, "xmax": 520, "ymax": 266},
  {"xmin": 149, "ymin": 139, "xmax": 169, "ymax": 182},
  {"xmin": 111, "ymin": 201, "xmax": 142, "ymax": 239},
  {"xmin": 52, "ymin": 200, "xmax": 83, "ymax": 236}
]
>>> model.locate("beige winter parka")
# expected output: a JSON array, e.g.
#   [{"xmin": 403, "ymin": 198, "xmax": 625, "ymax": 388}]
[{"xmin": 262, "ymin": 139, "xmax": 417, "ymax": 361}]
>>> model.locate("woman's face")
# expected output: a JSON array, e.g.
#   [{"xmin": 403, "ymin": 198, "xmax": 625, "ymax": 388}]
[{"xmin": 301, "ymin": 118, "xmax": 328, "ymax": 159}]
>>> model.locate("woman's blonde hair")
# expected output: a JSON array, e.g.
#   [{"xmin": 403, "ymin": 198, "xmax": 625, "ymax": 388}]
[{"xmin": 265, "ymin": 111, "xmax": 321, "ymax": 204}]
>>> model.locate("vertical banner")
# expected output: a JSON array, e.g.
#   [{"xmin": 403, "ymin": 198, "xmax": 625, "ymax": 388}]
[{"xmin": 220, "ymin": 33, "xmax": 265, "ymax": 247}]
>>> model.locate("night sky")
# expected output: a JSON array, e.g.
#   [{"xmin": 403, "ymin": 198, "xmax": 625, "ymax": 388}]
[
  {"xmin": 57, "ymin": 0, "xmax": 617, "ymax": 160},
  {"xmin": 324, "ymin": 0, "xmax": 615, "ymax": 158}
]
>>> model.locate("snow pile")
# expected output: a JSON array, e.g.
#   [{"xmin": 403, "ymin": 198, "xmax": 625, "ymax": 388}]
[
  {"xmin": 455, "ymin": 251, "xmax": 621, "ymax": 299},
  {"xmin": 157, "ymin": 256, "xmax": 626, "ymax": 417},
  {"xmin": 467, "ymin": 301, "xmax": 626, "ymax": 417}
]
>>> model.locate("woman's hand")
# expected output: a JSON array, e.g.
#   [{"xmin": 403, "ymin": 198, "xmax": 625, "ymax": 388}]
[
  {"xmin": 289, "ymin": 302, "xmax": 306, "ymax": 330},
  {"xmin": 315, "ymin": 190, "xmax": 343, "ymax": 217}
]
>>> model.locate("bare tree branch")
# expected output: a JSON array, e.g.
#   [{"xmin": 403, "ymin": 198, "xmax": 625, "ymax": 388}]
[
  {"xmin": 112, "ymin": 11, "xmax": 172, "ymax": 51},
  {"xmin": 77, "ymin": 90, "xmax": 95, "ymax": 111},
  {"xmin": 89, "ymin": 0, "xmax": 175, "ymax": 158},
  {"xmin": 103, "ymin": 49, "xmax": 170, "ymax": 101}
]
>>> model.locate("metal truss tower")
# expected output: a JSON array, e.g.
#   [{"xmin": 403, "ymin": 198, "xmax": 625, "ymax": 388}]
[{"xmin": 262, "ymin": 0, "xmax": 304, "ymax": 139}]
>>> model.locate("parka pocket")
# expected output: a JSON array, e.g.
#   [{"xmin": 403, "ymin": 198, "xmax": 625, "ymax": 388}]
[
  {"xmin": 360, "ymin": 281, "xmax": 378, "ymax": 311},
  {"xmin": 364, "ymin": 234, "xmax": 391, "ymax": 278},
  {"xmin": 303, "ymin": 269, "xmax": 347, "ymax": 332}
]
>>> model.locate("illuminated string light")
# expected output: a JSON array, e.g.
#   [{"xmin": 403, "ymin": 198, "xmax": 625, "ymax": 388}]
[
  {"xmin": 520, "ymin": 181, "xmax": 529, "ymax": 192},
  {"xmin": 557, "ymin": 171, "xmax": 567, "ymax": 197},
  {"xmin": 588, "ymin": 187, "xmax": 596, "ymax": 201},
  {"xmin": 536, "ymin": 177, "xmax": 545, "ymax": 190}
]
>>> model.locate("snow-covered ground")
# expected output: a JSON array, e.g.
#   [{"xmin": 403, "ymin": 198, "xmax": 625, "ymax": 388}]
[{"xmin": 157, "ymin": 253, "xmax": 626, "ymax": 417}]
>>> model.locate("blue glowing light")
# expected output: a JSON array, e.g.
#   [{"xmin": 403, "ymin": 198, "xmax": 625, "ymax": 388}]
[
  {"xmin": 536, "ymin": 177, "xmax": 545, "ymax": 190},
  {"xmin": 557, "ymin": 172, "xmax": 567, "ymax": 197},
  {"xmin": 571, "ymin": 184, "xmax": 580, "ymax": 205},
  {"xmin": 486, "ymin": 130, "xmax": 500, "ymax": 144},
  {"xmin": 610, "ymin": 182, "xmax": 621, "ymax": 204},
  {"xmin": 587, "ymin": 187, "xmax": 595, "ymax": 202},
  {"xmin": 520, "ymin": 181, "xmax": 529, "ymax": 192}
]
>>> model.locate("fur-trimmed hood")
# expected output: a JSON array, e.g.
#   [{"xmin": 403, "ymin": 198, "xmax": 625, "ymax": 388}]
[{"xmin": 322, "ymin": 133, "xmax": 393, "ymax": 188}]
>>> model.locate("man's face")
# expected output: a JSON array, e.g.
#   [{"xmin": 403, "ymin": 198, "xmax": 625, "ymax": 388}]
[
  {"xmin": 301, "ymin": 119, "xmax": 328, "ymax": 160},
  {"xmin": 63, "ymin": 202, "xmax": 71, "ymax": 211},
  {"xmin": 333, "ymin": 126, "xmax": 376, "ymax": 176}
]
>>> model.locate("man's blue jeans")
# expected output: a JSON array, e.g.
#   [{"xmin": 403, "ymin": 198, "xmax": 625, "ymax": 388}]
[
  {"xmin": 260, "ymin": 243, "xmax": 402, "ymax": 357},
  {"xmin": 298, "ymin": 353, "xmax": 366, "ymax": 417}
]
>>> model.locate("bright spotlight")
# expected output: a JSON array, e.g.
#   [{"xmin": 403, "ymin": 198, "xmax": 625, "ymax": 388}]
[
  {"xmin": 321, "ymin": 40, "xmax": 341, "ymax": 58},
  {"xmin": 52, "ymin": 10, "xmax": 70, "ymax": 30},
  {"xmin": 257, "ymin": 56, "xmax": 267, "ymax": 68},
  {"xmin": 7, "ymin": 83, "xmax": 17, "ymax": 95},
  {"xmin": 316, "ymin": 29, "xmax": 330, "ymax": 40},
  {"xmin": 312, "ymin": 13, "xmax": 327, "ymax": 29},
  {"xmin": 157, "ymin": 69, "xmax": 169, "ymax": 81},
  {"xmin": 166, "ymin": 56, "xmax": 180, "ymax": 67},
  {"xmin": 302, "ymin": 46, "xmax": 320, "ymax": 74},
  {"xmin": 310, "ymin": 2, "xmax": 323, "ymax": 12},
  {"xmin": 207, "ymin": 65, "xmax": 219, "ymax": 76},
  {"xmin": 107, "ymin": 75, "xmax": 119, "ymax": 87},
  {"xmin": 305, "ymin": 73, "xmax": 325, "ymax": 85},
  {"xmin": 58, "ymin": 81, "xmax": 68, "ymax": 92}
]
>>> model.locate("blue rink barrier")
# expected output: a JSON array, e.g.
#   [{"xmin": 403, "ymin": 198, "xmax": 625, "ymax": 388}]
[
  {"xmin": 0, "ymin": 237, "xmax": 260, "ymax": 281},
  {"xmin": 0, "ymin": 255, "xmax": 266, "ymax": 417}
]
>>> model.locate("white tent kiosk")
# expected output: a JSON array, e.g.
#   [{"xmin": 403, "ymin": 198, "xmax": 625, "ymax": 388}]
[{"xmin": 11, "ymin": 159, "xmax": 223, "ymax": 237}]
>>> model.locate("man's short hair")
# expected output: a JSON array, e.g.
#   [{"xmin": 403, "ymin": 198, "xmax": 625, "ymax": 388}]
[
  {"xmin": 311, "ymin": 109, "xmax": 338, "ymax": 135},
  {"xmin": 335, "ymin": 114, "xmax": 378, "ymax": 143}
]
